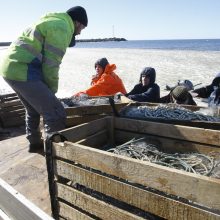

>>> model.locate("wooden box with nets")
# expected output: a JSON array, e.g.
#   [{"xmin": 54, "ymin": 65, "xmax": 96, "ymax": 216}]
[
  {"xmin": 45, "ymin": 116, "xmax": 220, "ymax": 220},
  {"xmin": 62, "ymin": 96, "xmax": 126, "ymax": 127},
  {"xmin": 118, "ymin": 102, "xmax": 220, "ymax": 130}
]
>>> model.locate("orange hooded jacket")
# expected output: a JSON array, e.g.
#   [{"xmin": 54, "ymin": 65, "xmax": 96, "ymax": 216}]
[{"xmin": 75, "ymin": 64, "xmax": 127, "ymax": 96}]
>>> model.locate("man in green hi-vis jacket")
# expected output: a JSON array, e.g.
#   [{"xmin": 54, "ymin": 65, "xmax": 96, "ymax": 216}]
[{"xmin": 0, "ymin": 6, "xmax": 88, "ymax": 152}]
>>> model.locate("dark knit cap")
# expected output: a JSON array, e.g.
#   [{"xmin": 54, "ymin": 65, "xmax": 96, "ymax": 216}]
[
  {"xmin": 95, "ymin": 58, "xmax": 109, "ymax": 70},
  {"xmin": 67, "ymin": 6, "xmax": 88, "ymax": 26},
  {"xmin": 172, "ymin": 86, "xmax": 189, "ymax": 101}
]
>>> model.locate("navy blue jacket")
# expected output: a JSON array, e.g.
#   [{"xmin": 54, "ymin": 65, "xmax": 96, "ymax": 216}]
[
  {"xmin": 125, "ymin": 67, "xmax": 160, "ymax": 102},
  {"xmin": 125, "ymin": 83, "xmax": 160, "ymax": 102}
]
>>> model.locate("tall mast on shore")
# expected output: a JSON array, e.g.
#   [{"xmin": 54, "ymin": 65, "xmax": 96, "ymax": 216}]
[{"xmin": 112, "ymin": 25, "xmax": 115, "ymax": 38}]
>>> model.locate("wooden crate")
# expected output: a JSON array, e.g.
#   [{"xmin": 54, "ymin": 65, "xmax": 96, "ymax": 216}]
[
  {"xmin": 118, "ymin": 102, "xmax": 220, "ymax": 130},
  {"xmin": 0, "ymin": 93, "xmax": 126, "ymax": 128},
  {"xmin": 65, "ymin": 102, "xmax": 126, "ymax": 127},
  {"xmin": 0, "ymin": 93, "xmax": 25, "ymax": 128},
  {"xmin": 45, "ymin": 116, "xmax": 220, "ymax": 220}
]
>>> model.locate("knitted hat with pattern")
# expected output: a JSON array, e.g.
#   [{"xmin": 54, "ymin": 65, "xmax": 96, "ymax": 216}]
[{"xmin": 172, "ymin": 86, "xmax": 189, "ymax": 101}]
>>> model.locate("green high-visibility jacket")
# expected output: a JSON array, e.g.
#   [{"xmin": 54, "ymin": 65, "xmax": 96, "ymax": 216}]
[{"xmin": 0, "ymin": 12, "xmax": 74, "ymax": 93}]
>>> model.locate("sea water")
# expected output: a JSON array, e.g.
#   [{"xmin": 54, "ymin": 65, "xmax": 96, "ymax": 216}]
[
  {"xmin": 0, "ymin": 39, "xmax": 220, "ymax": 98},
  {"xmin": 75, "ymin": 39, "xmax": 220, "ymax": 51}
]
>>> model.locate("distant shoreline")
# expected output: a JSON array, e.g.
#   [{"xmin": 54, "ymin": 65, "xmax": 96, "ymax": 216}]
[
  {"xmin": 0, "ymin": 42, "xmax": 11, "ymax": 46},
  {"xmin": 76, "ymin": 37, "xmax": 127, "ymax": 42},
  {"xmin": 0, "ymin": 37, "xmax": 127, "ymax": 46}
]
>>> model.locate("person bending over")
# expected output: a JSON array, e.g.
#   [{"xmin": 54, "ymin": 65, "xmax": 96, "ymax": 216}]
[
  {"xmin": 193, "ymin": 73, "xmax": 220, "ymax": 98},
  {"xmin": 0, "ymin": 6, "xmax": 88, "ymax": 152},
  {"xmin": 160, "ymin": 86, "xmax": 197, "ymax": 105},
  {"xmin": 74, "ymin": 58, "xmax": 127, "ymax": 97},
  {"xmin": 125, "ymin": 67, "xmax": 160, "ymax": 102}
]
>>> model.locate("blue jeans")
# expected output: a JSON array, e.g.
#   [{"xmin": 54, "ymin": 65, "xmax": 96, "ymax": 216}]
[{"xmin": 4, "ymin": 79, "xmax": 66, "ymax": 144}]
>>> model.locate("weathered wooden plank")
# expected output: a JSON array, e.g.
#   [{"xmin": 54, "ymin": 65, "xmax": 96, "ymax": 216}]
[
  {"xmin": 59, "ymin": 202, "xmax": 95, "ymax": 220},
  {"xmin": 0, "ymin": 105, "xmax": 24, "ymax": 114},
  {"xmin": 53, "ymin": 142, "xmax": 220, "ymax": 210},
  {"xmin": 55, "ymin": 160, "xmax": 220, "ymax": 220},
  {"xmin": 114, "ymin": 130, "xmax": 220, "ymax": 155},
  {"xmin": 0, "ymin": 100, "xmax": 23, "ymax": 108},
  {"xmin": 1, "ymin": 116, "xmax": 25, "ymax": 128},
  {"xmin": 60, "ymin": 117, "xmax": 109, "ymax": 141},
  {"xmin": 0, "ymin": 109, "xmax": 25, "ymax": 118},
  {"xmin": 0, "ymin": 92, "xmax": 18, "ymax": 100},
  {"xmin": 65, "ymin": 103, "xmax": 126, "ymax": 116},
  {"xmin": 0, "ymin": 178, "xmax": 53, "ymax": 220},
  {"xmin": 114, "ymin": 117, "xmax": 220, "ymax": 146},
  {"xmin": 76, "ymin": 129, "xmax": 108, "ymax": 147},
  {"xmin": 66, "ymin": 114, "xmax": 107, "ymax": 127},
  {"xmin": 56, "ymin": 183, "xmax": 145, "ymax": 220}
]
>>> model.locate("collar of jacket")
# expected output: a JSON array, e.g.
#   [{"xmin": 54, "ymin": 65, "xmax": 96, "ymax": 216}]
[{"xmin": 65, "ymin": 13, "xmax": 75, "ymax": 35}]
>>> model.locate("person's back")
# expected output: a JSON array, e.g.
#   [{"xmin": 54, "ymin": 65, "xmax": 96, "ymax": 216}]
[
  {"xmin": 160, "ymin": 86, "xmax": 197, "ymax": 105},
  {"xmin": 193, "ymin": 73, "xmax": 220, "ymax": 98},
  {"xmin": 75, "ymin": 58, "xmax": 127, "ymax": 96},
  {"xmin": 125, "ymin": 67, "xmax": 160, "ymax": 102}
]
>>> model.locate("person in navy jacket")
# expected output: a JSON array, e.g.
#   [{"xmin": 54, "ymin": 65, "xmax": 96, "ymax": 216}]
[{"xmin": 125, "ymin": 67, "xmax": 160, "ymax": 102}]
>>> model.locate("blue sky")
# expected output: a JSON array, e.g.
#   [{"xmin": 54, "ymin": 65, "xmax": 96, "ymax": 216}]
[{"xmin": 1, "ymin": 0, "xmax": 220, "ymax": 42}]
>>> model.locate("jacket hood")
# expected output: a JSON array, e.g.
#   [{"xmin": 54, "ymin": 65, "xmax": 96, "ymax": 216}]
[
  {"xmin": 212, "ymin": 75, "xmax": 220, "ymax": 87},
  {"xmin": 139, "ymin": 67, "xmax": 156, "ymax": 84},
  {"xmin": 104, "ymin": 64, "xmax": 116, "ymax": 74}
]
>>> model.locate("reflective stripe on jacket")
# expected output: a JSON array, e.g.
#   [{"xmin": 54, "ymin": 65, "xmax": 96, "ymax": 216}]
[
  {"xmin": 76, "ymin": 64, "xmax": 127, "ymax": 96},
  {"xmin": 0, "ymin": 13, "xmax": 74, "ymax": 93}
]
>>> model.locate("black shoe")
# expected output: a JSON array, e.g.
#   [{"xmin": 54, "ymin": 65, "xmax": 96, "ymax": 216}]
[{"xmin": 28, "ymin": 142, "xmax": 44, "ymax": 153}]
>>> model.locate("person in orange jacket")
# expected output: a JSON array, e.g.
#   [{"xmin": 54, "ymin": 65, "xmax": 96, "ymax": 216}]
[{"xmin": 74, "ymin": 58, "xmax": 127, "ymax": 96}]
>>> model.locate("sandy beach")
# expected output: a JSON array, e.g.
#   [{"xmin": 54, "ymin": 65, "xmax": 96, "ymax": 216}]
[{"xmin": 1, "ymin": 47, "xmax": 220, "ymax": 97}]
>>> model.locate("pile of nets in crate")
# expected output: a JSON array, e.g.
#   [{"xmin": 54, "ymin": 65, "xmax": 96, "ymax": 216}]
[
  {"xmin": 120, "ymin": 104, "xmax": 220, "ymax": 122},
  {"xmin": 107, "ymin": 138, "xmax": 220, "ymax": 178},
  {"xmin": 60, "ymin": 94, "xmax": 121, "ymax": 107}
]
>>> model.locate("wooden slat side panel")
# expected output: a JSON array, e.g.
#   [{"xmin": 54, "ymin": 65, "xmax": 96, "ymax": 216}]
[
  {"xmin": 60, "ymin": 117, "xmax": 109, "ymax": 141},
  {"xmin": 66, "ymin": 114, "xmax": 107, "ymax": 127},
  {"xmin": 1, "ymin": 110, "xmax": 25, "ymax": 118},
  {"xmin": 1, "ymin": 117, "xmax": 25, "ymax": 127},
  {"xmin": 56, "ymin": 183, "xmax": 145, "ymax": 220},
  {"xmin": 59, "ymin": 202, "xmax": 95, "ymax": 220},
  {"xmin": 0, "ymin": 100, "xmax": 23, "ymax": 108},
  {"xmin": 76, "ymin": 129, "xmax": 108, "ymax": 148},
  {"xmin": 0, "ymin": 93, "xmax": 25, "ymax": 127},
  {"xmin": 53, "ymin": 142, "xmax": 220, "ymax": 210},
  {"xmin": 65, "ymin": 103, "xmax": 126, "ymax": 116},
  {"xmin": 114, "ymin": 130, "xmax": 220, "ymax": 155},
  {"xmin": 66, "ymin": 105, "xmax": 112, "ymax": 115},
  {"xmin": 0, "ymin": 105, "xmax": 24, "ymax": 112},
  {"xmin": 55, "ymin": 160, "xmax": 220, "ymax": 220},
  {"xmin": 0, "ymin": 93, "xmax": 17, "ymax": 100},
  {"xmin": 114, "ymin": 117, "xmax": 220, "ymax": 146}
]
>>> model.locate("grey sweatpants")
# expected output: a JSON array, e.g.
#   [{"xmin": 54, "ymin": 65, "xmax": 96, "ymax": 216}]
[{"xmin": 4, "ymin": 79, "xmax": 66, "ymax": 144}]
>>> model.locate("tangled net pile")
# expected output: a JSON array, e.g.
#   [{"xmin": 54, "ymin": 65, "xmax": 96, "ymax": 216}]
[
  {"xmin": 107, "ymin": 138, "xmax": 220, "ymax": 178},
  {"xmin": 60, "ymin": 96, "xmax": 120, "ymax": 107},
  {"xmin": 121, "ymin": 105, "xmax": 220, "ymax": 122}
]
